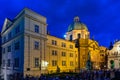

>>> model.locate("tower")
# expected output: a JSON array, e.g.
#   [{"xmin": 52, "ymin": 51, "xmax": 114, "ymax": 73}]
[
  {"xmin": 66, "ymin": 16, "xmax": 90, "ymax": 70},
  {"xmin": 66, "ymin": 16, "xmax": 89, "ymax": 41}
]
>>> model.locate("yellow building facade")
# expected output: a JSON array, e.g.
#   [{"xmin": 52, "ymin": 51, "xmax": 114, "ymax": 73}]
[
  {"xmin": 65, "ymin": 16, "xmax": 107, "ymax": 70},
  {"xmin": 46, "ymin": 35, "xmax": 78, "ymax": 73}
]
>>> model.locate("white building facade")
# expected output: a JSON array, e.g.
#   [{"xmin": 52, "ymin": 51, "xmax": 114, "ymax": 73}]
[
  {"xmin": 108, "ymin": 41, "xmax": 120, "ymax": 69},
  {"xmin": 1, "ymin": 8, "xmax": 47, "ymax": 80}
]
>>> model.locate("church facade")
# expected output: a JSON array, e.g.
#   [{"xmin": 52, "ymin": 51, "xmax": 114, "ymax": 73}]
[
  {"xmin": 108, "ymin": 41, "xmax": 120, "ymax": 69},
  {"xmin": 1, "ymin": 8, "xmax": 107, "ymax": 79}
]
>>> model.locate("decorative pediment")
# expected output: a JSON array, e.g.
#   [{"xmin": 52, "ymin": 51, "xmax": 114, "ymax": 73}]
[
  {"xmin": 88, "ymin": 40, "xmax": 99, "ymax": 50},
  {"xmin": 1, "ymin": 18, "xmax": 12, "ymax": 33}
]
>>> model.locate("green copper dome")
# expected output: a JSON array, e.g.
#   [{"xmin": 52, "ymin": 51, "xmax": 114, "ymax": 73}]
[{"xmin": 68, "ymin": 16, "xmax": 88, "ymax": 32}]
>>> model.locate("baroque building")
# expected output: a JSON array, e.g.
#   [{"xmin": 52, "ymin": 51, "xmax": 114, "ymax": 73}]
[
  {"xmin": 66, "ymin": 17, "xmax": 105, "ymax": 70},
  {"xmin": 108, "ymin": 41, "xmax": 120, "ymax": 69},
  {"xmin": 1, "ymin": 8, "xmax": 107, "ymax": 79}
]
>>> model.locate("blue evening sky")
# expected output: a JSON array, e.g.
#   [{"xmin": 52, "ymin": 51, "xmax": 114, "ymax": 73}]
[{"xmin": 0, "ymin": 0, "xmax": 120, "ymax": 47}]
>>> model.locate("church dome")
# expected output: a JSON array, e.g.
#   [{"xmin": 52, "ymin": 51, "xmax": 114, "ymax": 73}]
[{"xmin": 68, "ymin": 16, "xmax": 88, "ymax": 32}]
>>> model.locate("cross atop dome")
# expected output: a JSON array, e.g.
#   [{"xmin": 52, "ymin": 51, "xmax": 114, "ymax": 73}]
[{"xmin": 74, "ymin": 16, "xmax": 80, "ymax": 22}]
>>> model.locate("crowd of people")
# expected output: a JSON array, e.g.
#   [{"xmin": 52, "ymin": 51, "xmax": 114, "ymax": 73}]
[{"xmin": 9, "ymin": 69, "xmax": 120, "ymax": 80}]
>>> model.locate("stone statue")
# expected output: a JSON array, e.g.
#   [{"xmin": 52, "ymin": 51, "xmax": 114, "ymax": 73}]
[{"xmin": 86, "ymin": 51, "xmax": 92, "ymax": 70}]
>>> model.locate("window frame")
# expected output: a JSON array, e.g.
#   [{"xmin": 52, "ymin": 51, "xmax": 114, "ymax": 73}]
[
  {"xmin": 34, "ymin": 58, "xmax": 39, "ymax": 67},
  {"xmin": 62, "ymin": 61, "xmax": 66, "ymax": 66},
  {"xmin": 34, "ymin": 41, "xmax": 39, "ymax": 49},
  {"xmin": 34, "ymin": 25, "xmax": 39, "ymax": 33},
  {"xmin": 52, "ymin": 60, "xmax": 57, "ymax": 66},
  {"xmin": 14, "ymin": 41, "xmax": 20, "ymax": 50}
]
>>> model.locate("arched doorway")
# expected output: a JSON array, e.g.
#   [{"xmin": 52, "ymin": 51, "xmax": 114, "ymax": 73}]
[{"xmin": 110, "ymin": 60, "xmax": 114, "ymax": 69}]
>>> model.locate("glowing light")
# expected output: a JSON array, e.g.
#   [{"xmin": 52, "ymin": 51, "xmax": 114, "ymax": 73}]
[
  {"xmin": 41, "ymin": 60, "xmax": 49, "ymax": 70},
  {"xmin": 64, "ymin": 35, "xmax": 66, "ymax": 38}
]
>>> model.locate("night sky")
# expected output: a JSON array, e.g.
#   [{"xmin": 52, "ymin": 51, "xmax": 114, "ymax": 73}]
[{"xmin": 0, "ymin": 0, "xmax": 120, "ymax": 47}]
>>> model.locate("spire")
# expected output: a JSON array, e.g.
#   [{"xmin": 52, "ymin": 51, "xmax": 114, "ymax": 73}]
[{"xmin": 74, "ymin": 16, "xmax": 80, "ymax": 22}]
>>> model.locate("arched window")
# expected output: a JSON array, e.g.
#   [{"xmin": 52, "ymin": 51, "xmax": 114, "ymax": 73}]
[
  {"xmin": 70, "ymin": 35, "xmax": 72, "ymax": 41},
  {"xmin": 78, "ymin": 34, "xmax": 81, "ymax": 39}
]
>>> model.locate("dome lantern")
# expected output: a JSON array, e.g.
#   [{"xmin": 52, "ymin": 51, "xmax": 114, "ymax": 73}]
[
  {"xmin": 74, "ymin": 16, "xmax": 80, "ymax": 22},
  {"xmin": 68, "ymin": 16, "xmax": 88, "ymax": 32}
]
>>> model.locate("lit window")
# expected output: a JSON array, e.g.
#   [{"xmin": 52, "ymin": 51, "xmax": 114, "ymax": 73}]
[
  {"xmin": 70, "ymin": 45, "xmax": 73, "ymax": 49},
  {"xmin": 52, "ymin": 60, "xmax": 57, "ymax": 66},
  {"xmin": 52, "ymin": 50, "xmax": 57, "ymax": 56},
  {"xmin": 70, "ymin": 61, "xmax": 74, "ymax": 66},
  {"xmin": 62, "ymin": 52, "xmax": 66, "ymax": 57},
  {"xmin": 35, "ymin": 58, "xmax": 39, "ymax": 67},
  {"xmin": 61, "ymin": 42, "xmax": 66, "ymax": 47},
  {"xmin": 52, "ymin": 40, "xmax": 57, "ymax": 45},
  {"xmin": 14, "ymin": 42, "xmax": 20, "ymax": 50},
  {"xmin": 70, "ymin": 53, "xmax": 73, "ymax": 57},
  {"xmin": 34, "ymin": 41, "xmax": 39, "ymax": 49},
  {"xmin": 62, "ymin": 61, "xmax": 66, "ymax": 66},
  {"xmin": 34, "ymin": 25, "xmax": 39, "ymax": 33}
]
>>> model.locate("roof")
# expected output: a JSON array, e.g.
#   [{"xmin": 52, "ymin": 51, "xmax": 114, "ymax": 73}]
[{"xmin": 68, "ymin": 16, "xmax": 88, "ymax": 32}]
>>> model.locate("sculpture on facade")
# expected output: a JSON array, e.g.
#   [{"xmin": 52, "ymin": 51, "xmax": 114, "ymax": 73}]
[{"xmin": 86, "ymin": 51, "xmax": 92, "ymax": 70}]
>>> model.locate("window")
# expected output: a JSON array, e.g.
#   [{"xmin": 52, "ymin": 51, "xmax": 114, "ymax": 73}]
[
  {"xmin": 2, "ymin": 60, "xmax": 5, "ymax": 67},
  {"xmin": 7, "ymin": 46, "xmax": 11, "ymax": 52},
  {"xmin": 7, "ymin": 59, "xmax": 11, "ymax": 67},
  {"xmin": 15, "ymin": 42, "xmax": 20, "ymax": 50},
  {"xmin": 34, "ymin": 25, "xmax": 39, "ymax": 33},
  {"xmin": 62, "ymin": 52, "xmax": 66, "ymax": 57},
  {"xmin": 70, "ymin": 53, "xmax": 73, "ymax": 57},
  {"xmin": 70, "ymin": 61, "xmax": 74, "ymax": 66},
  {"xmin": 78, "ymin": 34, "xmax": 81, "ymax": 38},
  {"xmin": 70, "ymin": 45, "xmax": 73, "ymax": 49},
  {"xmin": 52, "ymin": 50, "xmax": 57, "ymax": 56},
  {"xmin": 2, "ymin": 48, "xmax": 5, "ymax": 54},
  {"xmin": 14, "ymin": 58, "xmax": 19, "ymax": 67},
  {"xmin": 62, "ymin": 61, "xmax": 66, "ymax": 66},
  {"xmin": 70, "ymin": 35, "xmax": 72, "ymax": 41},
  {"xmin": 61, "ymin": 42, "xmax": 66, "ymax": 47},
  {"xmin": 52, "ymin": 60, "xmax": 57, "ymax": 66},
  {"xmin": 8, "ymin": 32, "xmax": 12, "ymax": 39},
  {"xmin": 34, "ymin": 41, "xmax": 39, "ymax": 49},
  {"xmin": 52, "ymin": 40, "xmax": 57, "ymax": 45},
  {"xmin": 35, "ymin": 58, "xmax": 39, "ymax": 67},
  {"xmin": 15, "ymin": 26, "xmax": 20, "ymax": 34},
  {"xmin": 3, "ymin": 36, "xmax": 6, "ymax": 43}
]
